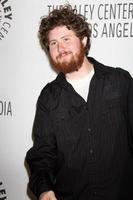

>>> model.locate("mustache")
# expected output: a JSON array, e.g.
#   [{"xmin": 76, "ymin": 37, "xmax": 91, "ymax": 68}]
[{"xmin": 56, "ymin": 51, "xmax": 72, "ymax": 59}]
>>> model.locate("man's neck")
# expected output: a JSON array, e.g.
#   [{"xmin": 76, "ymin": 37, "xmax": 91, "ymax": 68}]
[{"xmin": 66, "ymin": 57, "xmax": 94, "ymax": 80}]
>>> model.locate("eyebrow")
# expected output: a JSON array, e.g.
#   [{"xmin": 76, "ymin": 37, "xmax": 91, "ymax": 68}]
[{"xmin": 49, "ymin": 34, "xmax": 74, "ymax": 43}]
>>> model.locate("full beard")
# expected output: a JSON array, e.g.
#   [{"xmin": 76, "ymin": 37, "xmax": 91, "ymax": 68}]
[{"xmin": 49, "ymin": 43, "xmax": 85, "ymax": 74}]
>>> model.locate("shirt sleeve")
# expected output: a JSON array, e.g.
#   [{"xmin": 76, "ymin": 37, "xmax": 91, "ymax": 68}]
[
  {"xmin": 26, "ymin": 87, "xmax": 57, "ymax": 198},
  {"xmin": 127, "ymin": 73, "xmax": 133, "ymax": 153}
]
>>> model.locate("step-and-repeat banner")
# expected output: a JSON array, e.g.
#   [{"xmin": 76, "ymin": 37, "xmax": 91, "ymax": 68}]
[{"xmin": 0, "ymin": 0, "xmax": 133, "ymax": 199}]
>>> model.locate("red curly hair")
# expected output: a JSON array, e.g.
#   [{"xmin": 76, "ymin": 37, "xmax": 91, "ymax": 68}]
[{"xmin": 38, "ymin": 4, "xmax": 92, "ymax": 55}]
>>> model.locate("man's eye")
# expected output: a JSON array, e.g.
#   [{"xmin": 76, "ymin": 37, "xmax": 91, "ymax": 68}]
[
  {"xmin": 64, "ymin": 37, "xmax": 70, "ymax": 42},
  {"xmin": 50, "ymin": 41, "xmax": 57, "ymax": 46}
]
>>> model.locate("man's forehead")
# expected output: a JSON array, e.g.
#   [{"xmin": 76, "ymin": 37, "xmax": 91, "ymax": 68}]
[{"xmin": 48, "ymin": 25, "xmax": 75, "ymax": 39}]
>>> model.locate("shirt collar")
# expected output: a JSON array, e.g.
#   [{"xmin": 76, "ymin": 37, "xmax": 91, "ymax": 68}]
[{"xmin": 55, "ymin": 57, "xmax": 109, "ymax": 88}]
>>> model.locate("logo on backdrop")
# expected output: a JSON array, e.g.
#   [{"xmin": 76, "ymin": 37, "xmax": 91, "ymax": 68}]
[
  {"xmin": 47, "ymin": 2, "xmax": 133, "ymax": 38},
  {"xmin": 0, "ymin": 0, "xmax": 13, "ymax": 41},
  {"xmin": 0, "ymin": 182, "xmax": 7, "ymax": 199},
  {"xmin": 0, "ymin": 100, "xmax": 12, "ymax": 116}
]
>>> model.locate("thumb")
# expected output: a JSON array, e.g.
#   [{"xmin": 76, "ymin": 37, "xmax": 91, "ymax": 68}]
[{"xmin": 48, "ymin": 191, "xmax": 57, "ymax": 200}]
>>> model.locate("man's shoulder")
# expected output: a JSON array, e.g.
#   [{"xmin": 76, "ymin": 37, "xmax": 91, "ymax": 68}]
[
  {"xmin": 97, "ymin": 59, "xmax": 131, "ymax": 80},
  {"xmin": 102, "ymin": 64, "xmax": 133, "ymax": 92},
  {"xmin": 108, "ymin": 66, "xmax": 132, "ymax": 81},
  {"xmin": 37, "ymin": 74, "xmax": 62, "ymax": 110},
  {"xmin": 40, "ymin": 73, "xmax": 62, "ymax": 95},
  {"xmin": 90, "ymin": 57, "xmax": 132, "ymax": 85}
]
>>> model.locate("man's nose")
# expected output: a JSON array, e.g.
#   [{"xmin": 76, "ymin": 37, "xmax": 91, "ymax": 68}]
[{"xmin": 57, "ymin": 42, "xmax": 65, "ymax": 53}]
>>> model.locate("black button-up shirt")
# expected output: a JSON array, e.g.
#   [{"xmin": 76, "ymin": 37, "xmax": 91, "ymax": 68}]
[{"xmin": 26, "ymin": 57, "xmax": 133, "ymax": 200}]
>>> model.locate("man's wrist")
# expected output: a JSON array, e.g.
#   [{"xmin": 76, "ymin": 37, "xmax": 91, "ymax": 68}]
[
  {"xmin": 39, "ymin": 191, "xmax": 50, "ymax": 200},
  {"xmin": 39, "ymin": 190, "xmax": 54, "ymax": 200}
]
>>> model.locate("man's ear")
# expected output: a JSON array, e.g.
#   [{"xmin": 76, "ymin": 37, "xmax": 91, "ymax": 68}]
[{"xmin": 82, "ymin": 36, "xmax": 87, "ymax": 47}]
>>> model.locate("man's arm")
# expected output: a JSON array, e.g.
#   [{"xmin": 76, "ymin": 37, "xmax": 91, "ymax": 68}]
[
  {"xmin": 39, "ymin": 191, "xmax": 57, "ymax": 200},
  {"xmin": 26, "ymin": 87, "xmax": 57, "ymax": 199},
  {"xmin": 127, "ymin": 73, "xmax": 133, "ymax": 152}
]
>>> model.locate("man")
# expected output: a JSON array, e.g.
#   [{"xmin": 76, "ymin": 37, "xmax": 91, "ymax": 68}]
[{"xmin": 26, "ymin": 5, "xmax": 133, "ymax": 200}]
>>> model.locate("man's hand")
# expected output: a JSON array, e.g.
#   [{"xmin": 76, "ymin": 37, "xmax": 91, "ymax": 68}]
[{"xmin": 39, "ymin": 191, "xmax": 57, "ymax": 200}]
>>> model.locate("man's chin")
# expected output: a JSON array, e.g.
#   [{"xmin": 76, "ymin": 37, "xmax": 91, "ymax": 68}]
[
  {"xmin": 58, "ymin": 61, "xmax": 70, "ymax": 66},
  {"xmin": 57, "ymin": 56, "xmax": 71, "ymax": 64}
]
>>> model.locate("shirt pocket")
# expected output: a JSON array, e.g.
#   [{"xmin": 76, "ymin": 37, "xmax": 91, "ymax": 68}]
[
  {"xmin": 101, "ymin": 97, "xmax": 126, "ymax": 129},
  {"xmin": 51, "ymin": 109, "xmax": 79, "ymax": 148}
]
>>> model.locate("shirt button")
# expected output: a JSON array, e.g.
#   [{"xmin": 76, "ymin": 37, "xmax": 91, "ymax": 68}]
[
  {"xmin": 84, "ymin": 105, "xmax": 88, "ymax": 111},
  {"xmin": 89, "ymin": 149, "xmax": 93, "ymax": 154},
  {"xmin": 61, "ymin": 116, "xmax": 65, "ymax": 120},
  {"xmin": 109, "ymin": 104, "xmax": 113, "ymax": 109},
  {"xmin": 86, "ymin": 107, "xmax": 88, "ymax": 111},
  {"xmin": 88, "ymin": 128, "xmax": 91, "ymax": 132},
  {"xmin": 93, "ymin": 191, "xmax": 97, "ymax": 196}
]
